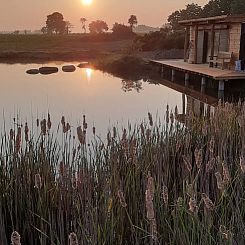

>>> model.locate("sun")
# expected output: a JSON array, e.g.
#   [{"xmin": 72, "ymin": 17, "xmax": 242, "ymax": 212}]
[{"xmin": 81, "ymin": 0, "xmax": 93, "ymax": 6}]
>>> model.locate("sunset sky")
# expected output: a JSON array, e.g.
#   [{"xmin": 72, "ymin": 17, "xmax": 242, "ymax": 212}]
[{"xmin": 0, "ymin": 0, "xmax": 208, "ymax": 32}]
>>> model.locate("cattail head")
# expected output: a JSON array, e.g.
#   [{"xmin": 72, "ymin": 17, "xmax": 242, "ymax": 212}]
[
  {"xmin": 113, "ymin": 126, "xmax": 117, "ymax": 138},
  {"xmin": 61, "ymin": 116, "xmax": 65, "ymax": 126},
  {"xmin": 92, "ymin": 126, "xmax": 96, "ymax": 135},
  {"xmin": 222, "ymin": 161, "xmax": 230, "ymax": 184},
  {"xmin": 11, "ymin": 231, "xmax": 21, "ymax": 245},
  {"xmin": 40, "ymin": 119, "xmax": 47, "ymax": 135},
  {"xmin": 189, "ymin": 197, "xmax": 198, "ymax": 214},
  {"xmin": 170, "ymin": 112, "xmax": 174, "ymax": 124},
  {"xmin": 36, "ymin": 118, "xmax": 39, "ymax": 127},
  {"xmin": 10, "ymin": 129, "xmax": 14, "ymax": 140},
  {"xmin": 34, "ymin": 174, "xmax": 42, "ymax": 189},
  {"xmin": 140, "ymin": 123, "xmax": 145, "ymax": 135},
  {"xmin": 47, "ymin": 113, "xmax": 52, "ymax": 130},
  {"xmin": 77, "ymin": 126, "xmax": 86, "ymax": 145},
  {"xmin": 117, "ymin": 189, "xmax": 127, "ymax": 208},
  {"xmin": 209, "ymin": 137, "xmax": 215, "ymax": 154},
  {"xmin": 206, "ymin": 157, "xmax": 215, "ymax": 173},
  {"xmin": 24, "ymin": 122, "xmax": 29, "ymax": 142},
  {"xmin": 147, "ymin": 172, "xmax": 154, "ymax": 199},
  {"xmin": 148, "ymin": 112, "xmax": 153, "ymax": 126},
  {"xmin": 69, "ymin": 232, "xmax": 79, "ymax": 245},
  {"xmin": 201, "ymin": 193, "xmax": 214, "ymax": 211},
  {"xmin": 146, "ymin": 129, "xmax": 151, "ymax": 141}
]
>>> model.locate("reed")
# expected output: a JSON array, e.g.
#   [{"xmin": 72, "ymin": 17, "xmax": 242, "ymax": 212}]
[{"xmin": 1, "ymin": 102, "xmax": 245, "ymax": 244}]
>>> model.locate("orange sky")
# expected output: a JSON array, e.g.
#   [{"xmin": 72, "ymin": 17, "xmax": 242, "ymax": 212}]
[{"xmin": 0, "ymin": 0, "xmax": 208, "ymax": 32}]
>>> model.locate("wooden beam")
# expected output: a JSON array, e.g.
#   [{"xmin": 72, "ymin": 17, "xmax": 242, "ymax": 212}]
[
  {"xmin": 194, "ymin": 25, "xmax": 198, "ymax": 64},
  {"xmin": 184, "ymin": 27, "xmax": 189, "ymax": 62},
  {"xmin": 210, "ymin": 24, "xmax": 215, "ymax": 67}
]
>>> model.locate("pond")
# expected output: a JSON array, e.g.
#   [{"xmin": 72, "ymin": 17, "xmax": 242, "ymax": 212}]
[{"xmin": 0, "ymin": 62, "xmax": 186, "ymax": 137}]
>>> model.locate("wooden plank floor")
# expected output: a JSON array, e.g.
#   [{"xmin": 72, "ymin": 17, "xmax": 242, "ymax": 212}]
[{"xmin": 151, "ymin": 59, "xmax": 245, "ymax": 80}]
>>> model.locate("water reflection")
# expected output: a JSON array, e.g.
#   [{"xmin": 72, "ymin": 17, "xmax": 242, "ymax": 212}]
[
  {"xmin": 121, "ymin": 79, "xmax": 143, "ymax": 93},
  {"xmin": 85, "ymin": 68, "xmax": 93, "ymax": 81}
]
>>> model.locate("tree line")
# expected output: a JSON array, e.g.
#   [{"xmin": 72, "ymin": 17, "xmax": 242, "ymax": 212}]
[{"xmin": 41, "ymin": 12, "xmax": 138, "ymax": 37}]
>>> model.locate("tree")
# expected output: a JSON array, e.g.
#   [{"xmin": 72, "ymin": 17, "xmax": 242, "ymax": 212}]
[
  {"xmin": 112, "ymin": 23, "xmax": 134, "ymax": 37},
  {"xmin": 46, "ymin": 12, "xmax": 66, "ymax": 34},
  {"xmin": 201, "ymin": 0, "xmax": 232, "ymax": 17},
  {"xmin": 231, "ymin": 0, "xmax": 245, "ymax": 14},
  {"xmin": 41, "ymin": 27, "xmax": 48, "ymax": 34},
  {"xmin": 65, "ymin": 21, "xmax": 73, "ymax": 34},
  {"xmin": 168, "ymin": 4, "xmax": 202, "ymax": 31},
  {"xmin": 80, "ymin": 18, "xmax": 87, "ymax": 33},
  {"xmin": 89, "ymin": 20, "xmax": 109, "ymax": 34},
  {"xmin": 128, "ymin": 15, "xmax": 138, "ymax": 29}
]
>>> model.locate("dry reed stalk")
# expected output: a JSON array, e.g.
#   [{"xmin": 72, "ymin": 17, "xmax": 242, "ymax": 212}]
[
  {"xmin": 117, "ymin": 189, "xmax": 127, "ymax": 208},
  {"xmin": 69, "ymin": 232, "xmax": 79, "ymax": 245},
  {"xmin": 148, "ymin": 112, "xmax": 153, "ymax": 126},
  {"xmin": 222, "ymin": 162, "xmax": 231, "ymax": 185},
  {"xmin": 34, "ymin": 174, "xmax": 42, "ymax": 189},
  {"xmin": 215, "ymin": 172, "xmax": 225, "ymax": 192},
  {"xmin": 183, "ymin": 156, "xmax": 192, "ymax": 173},
  {"xmin": 188, "ymin": 197, "xmax": 198, "ymax": 214},
  {"xmin": 194, "ymin": 148, "xmax": 202, "ymax": 169},
  {"xmin": 201, "ymin": 193, "xmax": 214, "ymax": 211},
  {"xmin": 162, "ymin": 184, "xmax": 168, "ymax": 206},
  {"xmin": 146, "ymin": 129, "xmax": 151, "ymax": 141},
  {"xmin": 11, "ymin": 231, "xmax": 21, "ymax": 245},
  {"xmin": 239, "ymin": 156, "xmax": 245, "ymax": 174}
]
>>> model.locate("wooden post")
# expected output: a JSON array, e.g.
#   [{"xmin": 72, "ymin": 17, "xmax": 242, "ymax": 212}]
[
  {"xmin": 210, "ymin": 23, "xmax": 215, "ymax": 67},
  {"xmin": 184, "ymin": 27, "xmax": 189, "ymax": 62},
  {"xmin": 194, "ymin": 25, "xmax": 198, "ymax": 64},
  {"xmin": 201, "ymin": 77, "xmax": 206, "ymax": 93},
  {"xmin": 218, "ymin": 80, "xmax": 224, "ymax": 91},
  {"xmin": 171, "ymin": 69, "xmax": 175, "ymax": 82},
  {"xmin": 185, "ymin": 73, "xmax": 189, "ymax": 86},
  {"xmin": 182, "ymin": 94, "xmax": 186, "ymax": 114}
]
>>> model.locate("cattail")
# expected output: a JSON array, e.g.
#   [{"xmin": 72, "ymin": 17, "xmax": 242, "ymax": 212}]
[
  {"xmin": 40, "ymin": 119, "xmax": 47, "ymax": 135},
  {"xmin": 215, "ymin": 172, "xmax": 225, "ymax": 191},
  {"xmin": 69, "ymin": 232, "xmax": 79, "ymax": 245},
  {"xmin": 147, "ymin": 172, "xmax": 154, "ymax": 199},
  {"xmin": 107, "ymin": 132, "xmax": 111, "ymax": 146},
  {"xmin": 148, "ymin": 112, "xmax": 153, "ymax": 126},
  {"xmin": 15, "ymin": 127, "xmax": 21, "ymax": 153},
  {"xmin": 183, "ymin": 155, "xmax": 192, "ymax": 172},
  {"xmin": 117, "ymin": 189, "xmax": 127, "ymax": 208},
  {"xmin": 201, "ymin": 193, "xmax": 214, "ymax": 211},
  {"xmin": 34, "ymin": 174, "xmax": 42, "ymax": 189},
  {"xmin": 222, "ymin": 161, "xmax": 230, "ymax": 184},
  {"xmin": 108, "ymin": 198, "xmax": 113, "ymax": 214},
  {"xmin": 72, "ymin": 175, "xmax": 77, "ymax": 189},
  {"xmin": 10, "ymin": 128, "xmax": 14, "ymax": 140},
  {"xmin": 24, "ymin": 122, "xmax": 29, "ymax": 142},
  {"xmin": 83, "ymin": 115, "xmax": 86, "ymax": 125},
  {"xmin": 47, "ymin": 113, "xmax": 52, "ymax": 130},
  {"xmin": 166, "ymin": 105, "xmax": 169, "ymax": 124},
  {"xmin": 189, "ymin": 197, "xmax": 198, "ymax": 214},
  {"xmin": 219, "ymin": 225, "xmax": 232, "ymax": 240},
  {"xmin": 122, "ymin": 129, "xmax": 127, "ymax": 140},
  {"xmin": 170, "ymin": 112, "xmax": 174, "ymax": 124},
  {"xmin": 194, "ymin": 148, "xmax": 202, "ymax": 169},
  {"xmin": 36, "ymin": 118, "xmax": 39, "ymax": 127},
  {"xmin": 59, "ymin": 162, "xmax": 67, "ymax": 177},
  {"xmin": 77, "ymin": 126, "xmax": 85, "ymax": 145},
  {"xmin": 92, "ymin": 126, "xmax": 96, "ymax": 135},
  {"xmin": 162, "ymin": 184, "xmax": 168, "ymax": 206},
  {"xmin": 145, "ymin": 189, "xmax": 155, "ymax": 220},
  {"xmin": 174, "ymin": 105, "xmax": 178, "ymax": 117},
  {"xmin": 11, "ymin": 231, "xmax": 21, "ymax": 245},
  {"xmin": 113, "ymin": 126, "xmax": 117, "ymax": 138},
  {"xmin": 240, "ymin": 156, "xmax": 245, "ymax": 174},
  {"xmin": 61, "ymin": 116, "xmax": 65, "ymax": 126}
]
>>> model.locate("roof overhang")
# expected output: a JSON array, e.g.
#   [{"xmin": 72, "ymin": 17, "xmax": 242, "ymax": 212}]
[{"xmin": 179, "ymin": 15, "xmax": 245, "ymax": 26}]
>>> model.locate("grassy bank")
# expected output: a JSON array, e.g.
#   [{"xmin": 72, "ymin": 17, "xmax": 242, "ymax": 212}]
[
  {"xmin": 0, "ymin": 34, "xmax": 133, "ymax": 63},
  {"xmin": 1, "ymin": 103, "xmax": 245, "ymax": 244}
]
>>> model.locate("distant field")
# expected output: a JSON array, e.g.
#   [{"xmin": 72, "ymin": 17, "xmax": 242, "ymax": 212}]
[{"xmin": 0, "ymin": 34, "xmax": 132, "ymax": 52}]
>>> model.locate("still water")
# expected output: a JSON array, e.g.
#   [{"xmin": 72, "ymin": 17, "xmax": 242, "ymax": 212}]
[{"xmin": 0, "ymin": 63, "xmax": 184, "ymax": 137}]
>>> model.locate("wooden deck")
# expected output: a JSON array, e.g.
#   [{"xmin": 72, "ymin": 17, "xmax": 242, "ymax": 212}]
[{"xmin": 150, "ymin": 59, "xmax": 245, "ymax": 80}]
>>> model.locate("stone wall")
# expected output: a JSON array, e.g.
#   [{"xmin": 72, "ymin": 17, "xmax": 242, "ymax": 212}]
[{"xmin": 229, "ymin": 23, "xmax": 242, "ymax": 61}]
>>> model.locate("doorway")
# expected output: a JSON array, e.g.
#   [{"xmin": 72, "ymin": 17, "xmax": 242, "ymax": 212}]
[{"xmin": 202, "ymin": 31, "xmax": 209, "ymax": 63}]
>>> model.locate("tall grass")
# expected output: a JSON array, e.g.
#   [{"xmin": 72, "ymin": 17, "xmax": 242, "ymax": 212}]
[{"xmin": 1, "ymin": 102, "xmax": 245, "ymax": 244}]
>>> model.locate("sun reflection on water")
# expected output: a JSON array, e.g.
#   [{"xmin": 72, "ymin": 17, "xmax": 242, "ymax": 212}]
[{"xmin": 86, "ymin": 68, "xmax": 93, "ymax": 81}]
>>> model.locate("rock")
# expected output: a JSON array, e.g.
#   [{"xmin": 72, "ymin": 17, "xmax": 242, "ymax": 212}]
[
  {"xmin": 39, "ymin": 67, "xmax": 58, "ymax": 75},
  {"xmin": 77, "ymin": 62, "xmax": 89, "ymax": 68},
  {"xmin": 62, "ymin": 65, "xmax": 76, "ymax": 72},
  {"xmin": 26, "ymin": 69, "xmax": 39, "ymax": 75}
]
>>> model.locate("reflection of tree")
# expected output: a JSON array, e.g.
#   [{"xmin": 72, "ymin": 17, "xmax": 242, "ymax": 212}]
[{"xmin": 121, "ymin": 79, "xmax": 143, "ymax": 93}]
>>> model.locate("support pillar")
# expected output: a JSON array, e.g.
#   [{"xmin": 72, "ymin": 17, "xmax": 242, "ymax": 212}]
[
  {"xmin": 185, "ymin": 73, "xmax": 189, "ymax": 86},
  {"xmin": 209, "ymin": 23, "xmax": 215, "ymax": 67},
  {"xmin": 182, "ymin": 94, "xmax": 186, "ymax": 114},
  {"xmin": 171, "ymin": 69, "xmax": 175, "ymax": 82},
  {"xmin": 201, "ymin": 77, "xmax": 206, "ymax": 93},
  {"xmin": 218, "ymin": 80, "xmax": 225, "ymax": 100}
]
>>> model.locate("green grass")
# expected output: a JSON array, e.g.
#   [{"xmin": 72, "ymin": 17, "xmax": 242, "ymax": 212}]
[{"xmin": 1, "ymin": 102, "xmax": 245, "ymax": 244}]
